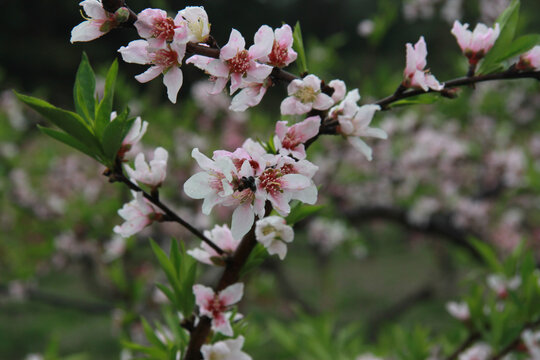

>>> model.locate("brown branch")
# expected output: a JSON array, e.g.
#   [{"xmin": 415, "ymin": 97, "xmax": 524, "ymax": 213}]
[
  {"xmin": 489, "ymin": 318, "xmax": 540, "ymax": 360},
  {"xmin": 375, "ymin": 69, "xmax": 540, "ymax": 110},
  {"xmin": 445, "ymin": 332, "xmax": 481, "ymax": 360}
]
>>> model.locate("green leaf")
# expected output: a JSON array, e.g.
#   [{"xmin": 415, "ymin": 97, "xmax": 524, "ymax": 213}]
[
  {"xmin": 389, "ymin": 93, "xmax": 440, "ymax": 108},
  {"xmin": 468, "ymin": 237, "xmax": 503, "ymax": 272},
  {"xmin": 292, "ymin": 21, "xmax": 308, "ymax": 74},
  {"xmin": 141, "ymin": 318, "xmax": 167, "ymax": 350},
  {"xmin": 73, "ymin": 52, "xmax": 96, "ymax": 126},
  {"xmin": 286, "ymin": 203, "xmax": 324, "ymax": 225},
  {"xmin": 493, "ymin": 34, "xmax": 540, "ymax": 63},
  {"xmin": 95, "ymin": 59, "xmax": 118, "ymax": 138},
  {"xmin": 38, "ymin": 125, "xmax": 99, "ymax": 161},
  {"xmin": 240, "ymin": 243, "xmax": 268, "ymax": 278},
  {"xmin": 101, "ymin": 107, "xmax": 129, "ymax": 163},
  {"xmin": 15, "ymin": 92, "xmax": 102, "ymax": 154},
  {"xmin": 478, "ymin": 0, "xmax": 520, "ymax": 74},
  {"xmin": 181, "ymin": 261, "xmax": 197, "ymax": 315}
]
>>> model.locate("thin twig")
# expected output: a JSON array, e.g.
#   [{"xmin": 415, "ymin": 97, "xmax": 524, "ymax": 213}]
[{"xmin": 113, "ymin": 172, "xmax": 225, "ymax": 256}]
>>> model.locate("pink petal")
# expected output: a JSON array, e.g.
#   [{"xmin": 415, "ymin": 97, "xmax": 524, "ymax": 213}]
[
  {"xmin": 81, "ymin": 0, "xmax": 107, "ymax": 19},
  {"xmin": 70, "ymin": 21, "xmax": 105, "ymax": 43},
  {"xmin": 250, "ymin": 25, "xmax": 274, "ymax": 60},
  {"xmin": 119, "ymin": 40, "xmax": 151, "ymax": 64},
  {"xmin": 275, "ymin": 121, "xmax": 288, "ymax": 141},
  {"xmin": 183, "ymin": 172, "xmax": 213, "ymax": 199},
  {"xmin": 313, "ymin": 93, "xmax": 334, "ymax": 110},
  {"xmin": 193, "ymin": 284, "xmax": 214, "ymax": 310},
  {"xmin": 280, "ymin": 97, "xmax": 310, "ymax": 115},
  {"xmin": 231, "ymin": 203, "xmax": 254, "ymax": 240},
  {"xmin": 212, "ymin": 313, "xmax": 233, "ymax": 336},
  {"xmin": 163, "ymin": 66, "xmax": 183, "ymax": 103},
  {"xmin": 135, "ymin": 65, "xmax": 163, "ymax": 83},
  {"xmin": 275, "ymin": 24, "xmax": 294, "ymax": 47},
  {"xmin": 220, "ymin": 29, "xmax": 246, "ymax": 60},
  {"xmin": 219, "ymin": 283, "xmax": 244, "ymax": 306}
]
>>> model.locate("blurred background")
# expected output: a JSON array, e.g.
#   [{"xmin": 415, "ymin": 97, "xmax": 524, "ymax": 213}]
[{"xmin": 1, "ymin": 0, "xmax": 540, "ymax": 359}]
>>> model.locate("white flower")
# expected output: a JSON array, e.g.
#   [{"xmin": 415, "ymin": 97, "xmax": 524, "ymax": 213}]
[
  {"xmin": 179, "ymin": 6, "xmax": 211, "ymax": 43},
  {"xmin": 280, "ymin": 74, "xmax": 334, "ymax": 115},
  {"xmin": 330, "ymin": 89, "xmax": 387, "ymax": 161},
  {"xmin": 403, "ymin": 36, "xmax": 443, "ymax": 91},
  {"xmin": 255, "ymin": 216, "xmax": 294, "ymax": 260},
  {"xmin": 446, "ymin": 301, "xmax": 470, "ymax": 321},
  {"xmin": 201, "ymin": 336, "xmax": 252, "ymax": 360},
  {"xmin": 487, "ymin": 274, "xmax": 521, "ymax": 299},
  {"xmin": 458, "ymin": 343, "xmax": 491, "ymax": 360},
  {"xmin": 125, "ymin": 147, "xmax": 168, "ymax": 188},
  {"xmin": 118, "ymin": 114, "xmax": 148, "ymax": 159},
  {"xmin": 522, "ymin": 330, "xmax": 540, "ymax": 360},
  {"xmin": 70, "ymin": 0, "xmax": 115, "ymax": 43}
]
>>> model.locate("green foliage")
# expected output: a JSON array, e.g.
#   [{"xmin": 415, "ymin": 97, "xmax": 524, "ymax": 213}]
[
  {"xmin": 17, "ymin": 56, "xmax": 128, "ymax": 168},
  {"xmin": 389, "ymin": 93, "xmax": 441, "ymax": 108},
  {"xmin": 477, "ymin": 0, "xmax": 540, "ymax": 74},
  {"xmin": 293, "ymin": 21, "xmax": 308, "ymax": 75},
  {"xmin": 150, "ymin": 239, "xmax": 197, "ymax": 318},
  {"xmin": 386, "ymin": 326, "xmax": 431, "ymax": 360},
  {"xmin": 267, "ymin": 313, "xmax": 363, "ymax": 360},
  {"xmin": 285, "ymin": 202, "xmax": 325, "ymax": 225}
]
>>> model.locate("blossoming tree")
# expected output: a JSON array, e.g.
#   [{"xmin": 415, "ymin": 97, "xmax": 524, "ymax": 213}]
[{"xmin": 11, "ymin": 0, "xmax": 540, "ymax": 359}]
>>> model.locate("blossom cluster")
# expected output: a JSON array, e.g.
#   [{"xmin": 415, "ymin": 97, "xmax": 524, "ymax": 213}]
[{"xmin": 183, "ymin": 127, "xmax": 318, "ymax": 240}]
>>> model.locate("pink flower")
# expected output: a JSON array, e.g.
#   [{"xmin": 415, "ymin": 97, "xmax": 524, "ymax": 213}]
[
  {"xmin": 70, "ymin": 0, "xmax": 117, "ymax": 43},
  {"xmin": 125, "ymin": 147, "xmax": 168, "ymax": 188},
  {"xmin": 517, "ymin": 45, "xmax": 540, "ymax": 71},
  {"xmin": 403, "ymin": 36, "xmax": 443, "ymax": 91},
  {"xmin": 134, "ymin": 8, "xmax": 188, "ymax": 48},
  {"xmin": 113, "ymin": 193, "xmax": 162, "ymax": 237},
  {"xmin": 255, "ymin": 155, "xmax": 318, "ymax": 216},
  {"xmin": 274, "ymin": 116, "xmax": 321, "ymax": 159},
  {"xmin": 201, "ymin": 336, "xmax": 251, "ymax": 360},
  {"xmin": 187, "ymin": 224, "xmax": 241, "ymax": 266},
  {"xmin": 117, "ymin": 115, "xmax": 148, "ymax": 159},
  {"xmin": 330, "ymin": 89, "xmax": 387, "ymax": 161},
  {"xmin": 451, "ymin": 21, "xmax": 500, "ymax": 65},
  {"xmin": 255, "ymin": 216, "xmax": 294, "ymax": 260},
  {"xmin": 118, "ymin": 40, "xmax": 186, "ymax": 103},
  {"xmin": 193, "ymin": 283, "xmax": 244, "ymax": 336},
  {"xmin": 253, "ymin": 24, "xmax": 297, "ymax": 67},
  {"xmin": 280, "ymin": 74, "xmax": 334, "ymax": 115},
  {"xmin": 186, "ymin": 29, "xmax": 273, "ymax": 94},
  {"xmin": 446, "ymin": 301, "xmax": 470, "ymax": 321},
  {"xmin": 179, "ymin": 7, "xmax": 211, "ymax": 43}
]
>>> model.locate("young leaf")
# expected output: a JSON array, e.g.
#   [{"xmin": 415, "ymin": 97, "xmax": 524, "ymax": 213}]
[
  {"xmin": 389, "ymin": 93, "xmax": 440, "ymax": 108},
  {"xmin": 478, "ymin": 0, "xmax": 520, "ymax": 74},
  {"xmin": 286, "ymin": 203, "xmax": 324, "ymax": 225},
  {"xmin": 101, "ymin": 107, "xmax": 129, "ymax": 163},
  {"xmin": 38, "ymin": 125, "xmax": 100, "ymax": 161},
  {"xmin": 492, "ymin": 34, "xmax": 540, "ymax": 63},
  {"xmin": 293, "ymin": 21, "xmax": 308, "ymax": 74},
  {"xmin": 469, "ymin": 237, "xmax": 503, "ymax": 272},
  {"xmin": 95, "ymin": 59, "xmax": 118, "ymax": 138},
  {"xmin": 15, "ymin": 92, "xmax": 102, "ymax": 154},
  {"xmin": 73, "ymin": 52, "xmax": 96, "ymax": 126}
]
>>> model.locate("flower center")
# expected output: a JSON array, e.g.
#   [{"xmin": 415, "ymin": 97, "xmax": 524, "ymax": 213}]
[
  {"xmin": 153, "ymin": 48, "xmax": 179, "ymax": 67},
  {"xmin": 153, "ymin": 17, "xmax": 176, "ymax": 42},
  {"xmin": 210, "ymin": 295, "xmax": 227, "ymax": 318},
  {"xmin": 281, "ymin": 132, "xmax": 299, "ymax": 150},
  {"xmin": 268, "ymin": 41, "xmax": 289, "ymax": 67},
  {"xmin": 227, "ymin": 50, "xmax": 251, "ymax": 74},
  {"xmin": 295, "ymin": 86, "xmax": 318, "ymax": 104},
  {"xmin": 188, "ymin": 17, "xmax": 207, "ymax": 42},
  {"xmin": 259, "ymin": 168, "xmax": 283, "ymax": 195}
]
